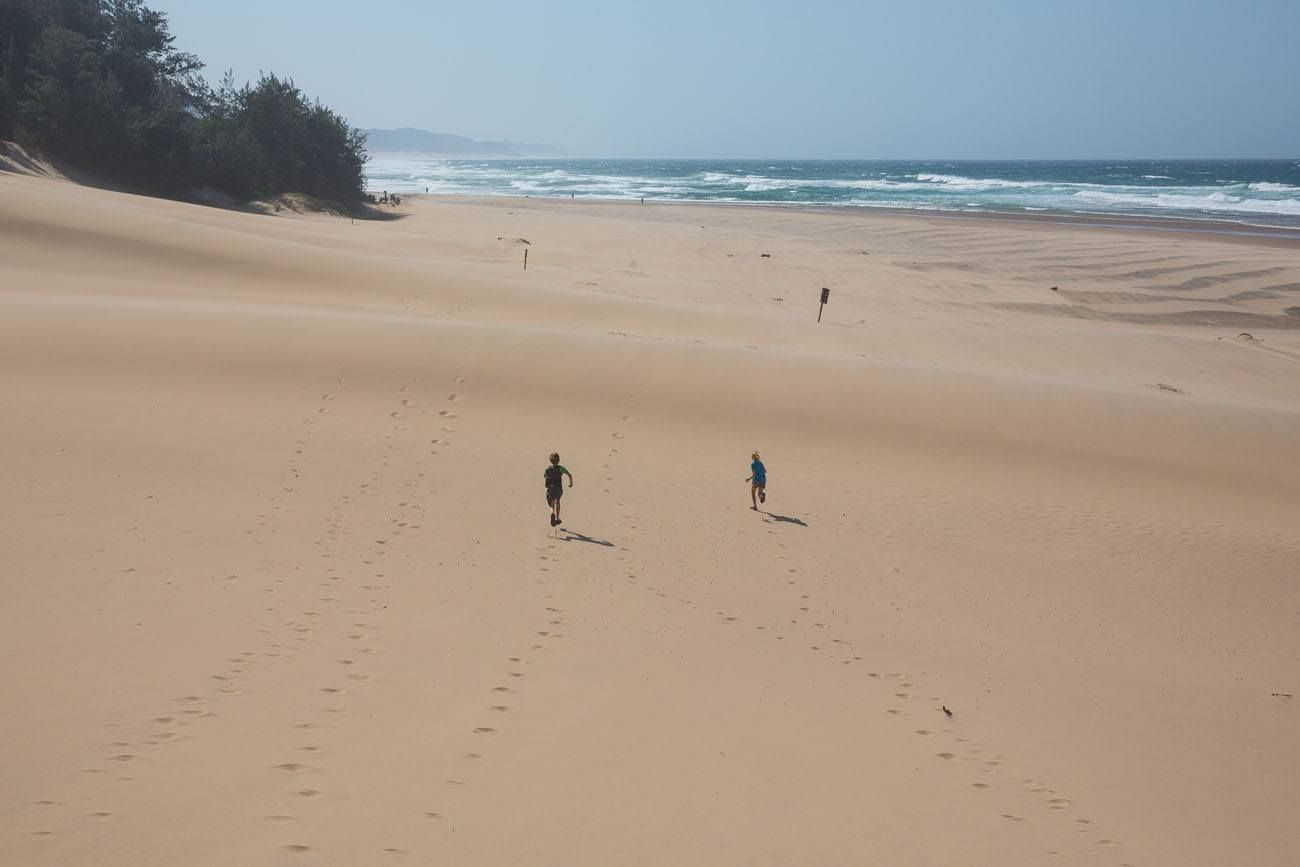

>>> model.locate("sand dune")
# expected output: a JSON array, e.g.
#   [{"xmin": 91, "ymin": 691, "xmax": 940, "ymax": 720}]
[{"xmin": 2, "ymin": 170, "xmax": 1298, "ymax": 866}]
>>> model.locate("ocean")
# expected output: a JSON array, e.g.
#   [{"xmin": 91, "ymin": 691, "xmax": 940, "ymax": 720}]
[{"xmin": 365, "ymin": 158, "xmax": 1300, "ymax": 229}]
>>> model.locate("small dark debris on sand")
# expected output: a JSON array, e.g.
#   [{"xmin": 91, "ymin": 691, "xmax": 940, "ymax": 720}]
[
  {"xmin": 760, "ymin": 253, "xmax": 771, "ymax": 258},
  {"xmin": 1050, "ymin": 286, "xmax": 1059, "ymax": 291},
  {"xmin": 942, "ymin": 705, "xmax": 954, "ymax": 718},
  {"xmin": 1272, "ymin": 692, "xmax": 1294, "ymax": 699},
  {"xmin": 1154, "ymin": 383, "xmax": 1184, "ymax": 394}
]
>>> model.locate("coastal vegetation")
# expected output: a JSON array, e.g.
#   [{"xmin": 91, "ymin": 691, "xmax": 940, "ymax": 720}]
[{"xmin": 0, "ymin": 0, "xmax": 366, "ymax": 203}]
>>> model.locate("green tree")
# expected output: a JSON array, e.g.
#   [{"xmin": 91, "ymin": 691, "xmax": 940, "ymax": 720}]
[{"xmin": 2, "ymin": 0, "xmax": 366, "ymax": 203}]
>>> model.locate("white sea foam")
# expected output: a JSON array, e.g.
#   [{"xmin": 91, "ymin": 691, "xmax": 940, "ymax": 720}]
[
  {"xmin": 1073, "ymin": 189, "xmax": 1300, "ymax": 217},
  {"xmin": 1248, "ymin": 181, "xmax": 1300, "ymax": 193},
  {"xmin": 915, "ymin": 173, "xmax": 1045, "ymax": 189}
]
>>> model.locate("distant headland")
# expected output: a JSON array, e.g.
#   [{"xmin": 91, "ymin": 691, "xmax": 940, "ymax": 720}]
[{"xmin": 364, "ymin": 128, "xmax": 563, "ymax": 159}]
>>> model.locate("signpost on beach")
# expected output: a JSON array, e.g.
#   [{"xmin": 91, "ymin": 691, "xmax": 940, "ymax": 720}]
[{"xmin": 818, "ymin": 287, "xmax": 830, "ymax": 322}]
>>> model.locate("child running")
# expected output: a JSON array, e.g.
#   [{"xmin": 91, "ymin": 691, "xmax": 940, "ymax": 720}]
[
  {"xmin": 544, "ymin": 452, "xmax": 574, "ymax": 526},
  {"xmin": 746, "ymin": 451, "xmax": 767, "ymax": 510}
]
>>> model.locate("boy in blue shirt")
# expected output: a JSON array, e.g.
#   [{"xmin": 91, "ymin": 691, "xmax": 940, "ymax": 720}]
[{"xmin": 746, "ymin": 451, "xmax": 767, "ymax": 510}]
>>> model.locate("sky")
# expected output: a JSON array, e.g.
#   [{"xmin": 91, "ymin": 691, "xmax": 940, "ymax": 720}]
[{"xmin": 151, "ymin": 0, "xmax": 1300, "ymax": 159}]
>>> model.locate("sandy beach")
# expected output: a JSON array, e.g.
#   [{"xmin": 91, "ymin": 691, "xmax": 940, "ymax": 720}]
[{"xmin": 2, "ymin": 169, "xmax": 1298, "ymax": 867}]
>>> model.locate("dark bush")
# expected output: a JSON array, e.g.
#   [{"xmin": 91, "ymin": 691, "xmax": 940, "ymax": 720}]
[{"xmin": 0, "ymin": 0, "xmax": 366, "ymax": 203}]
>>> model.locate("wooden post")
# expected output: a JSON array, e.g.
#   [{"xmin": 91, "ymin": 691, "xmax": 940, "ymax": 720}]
[
  {"xmin": 818, "ymin": 287, "xmax": 829, "ymax": 322},
  {"xmin": 524, "ymin": 248, "xmax": 528, "ymax": 271}
]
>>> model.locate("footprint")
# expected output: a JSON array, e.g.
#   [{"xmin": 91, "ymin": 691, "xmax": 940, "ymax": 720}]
[
  {"xmin": 284, "ymin": 844, "xmax": 313, "ymax": 854},
  {"xmin": 489, "ymin": 705, "xmax": 509, "ymax": 712},
  {"xmin": 936, "ymin": 753, "xmax": 955, "ymax": 760},
  {"xmin": 472, "ymin": 727, "xmax": 496, "ymax": 734},
  {"xmin": 274, "ymin": 763, "xmax": 310, "ymax": 772},
  {"xmin": 1047, "ymin": 798, "xmax": 1071, "ymax": 810},
  {"xmin": 263, "ymin": 815, "xmax": 297, "ymax": 824}
]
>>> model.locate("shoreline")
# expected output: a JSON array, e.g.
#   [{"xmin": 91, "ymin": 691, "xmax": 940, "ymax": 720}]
[{"xmin": 402, "ymin": 191, "xmax": 1300, "ymax": 247}]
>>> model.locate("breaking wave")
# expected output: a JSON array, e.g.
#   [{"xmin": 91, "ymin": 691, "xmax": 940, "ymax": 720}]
[{"xmin": 365, "ymin": 158, "xmax": 1300, "ymax": 227}]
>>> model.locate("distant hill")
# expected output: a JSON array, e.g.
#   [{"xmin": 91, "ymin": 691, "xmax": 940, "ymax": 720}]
[{"xmin": 364, "ymin": 128, "xmax": 563, "ymax": 158}]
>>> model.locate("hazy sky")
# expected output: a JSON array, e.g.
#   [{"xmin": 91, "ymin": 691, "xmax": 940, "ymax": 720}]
[{"xmin": 153, "ymin": 0, "xmax": 1300, "ymax": 158}]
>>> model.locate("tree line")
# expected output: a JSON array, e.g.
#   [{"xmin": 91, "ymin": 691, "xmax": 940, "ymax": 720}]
[{"xmin": 0, "ymin": 0, "xmax": 366, "ymax": 203}]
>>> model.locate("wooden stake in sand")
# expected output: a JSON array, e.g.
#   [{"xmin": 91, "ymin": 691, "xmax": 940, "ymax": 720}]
[
  {"xmin": 818, "ymin": 287, "xmax": 830, "ymax": 322},
  {"xmin": 524, "ymin": 248, "xmax": 528, "ymax": 271}
]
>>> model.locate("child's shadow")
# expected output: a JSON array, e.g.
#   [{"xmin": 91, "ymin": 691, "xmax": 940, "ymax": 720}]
[
  {"xmin": 763, "ymin": 512, "xmax": 808, "ymax": 526},
  {"xmin": 560, "ymin": 529, "xmax": 616, "ymax": 547}
]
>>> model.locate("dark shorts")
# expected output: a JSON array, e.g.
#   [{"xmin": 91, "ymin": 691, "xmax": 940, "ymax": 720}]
[
  {"xmin": 546, "ymin": 487, "xmax": 563, "ymax": 506},
  {"xmin": 752, "ymin": 479, "xmax": 766, "ymax": 488}
]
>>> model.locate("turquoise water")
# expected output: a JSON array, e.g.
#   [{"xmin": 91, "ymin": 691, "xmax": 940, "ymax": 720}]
[{"xmin": 365, "ymin": 159, "xmax": 1300, "ymax": 228}]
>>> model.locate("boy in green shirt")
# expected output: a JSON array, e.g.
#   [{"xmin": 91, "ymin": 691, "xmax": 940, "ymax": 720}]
[{"xmin": 544, "ymin": 452, "xmax": 574, "ymax": 526}]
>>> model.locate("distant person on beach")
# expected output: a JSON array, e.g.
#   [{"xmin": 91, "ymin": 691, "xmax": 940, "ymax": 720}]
[
  {"xmin": 747, "ymin": 451, "xmax": 767, "ymax": 510},
  {"xmin": 545, "ymin": 452, "xmax": 573, "ymax": 526}
]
